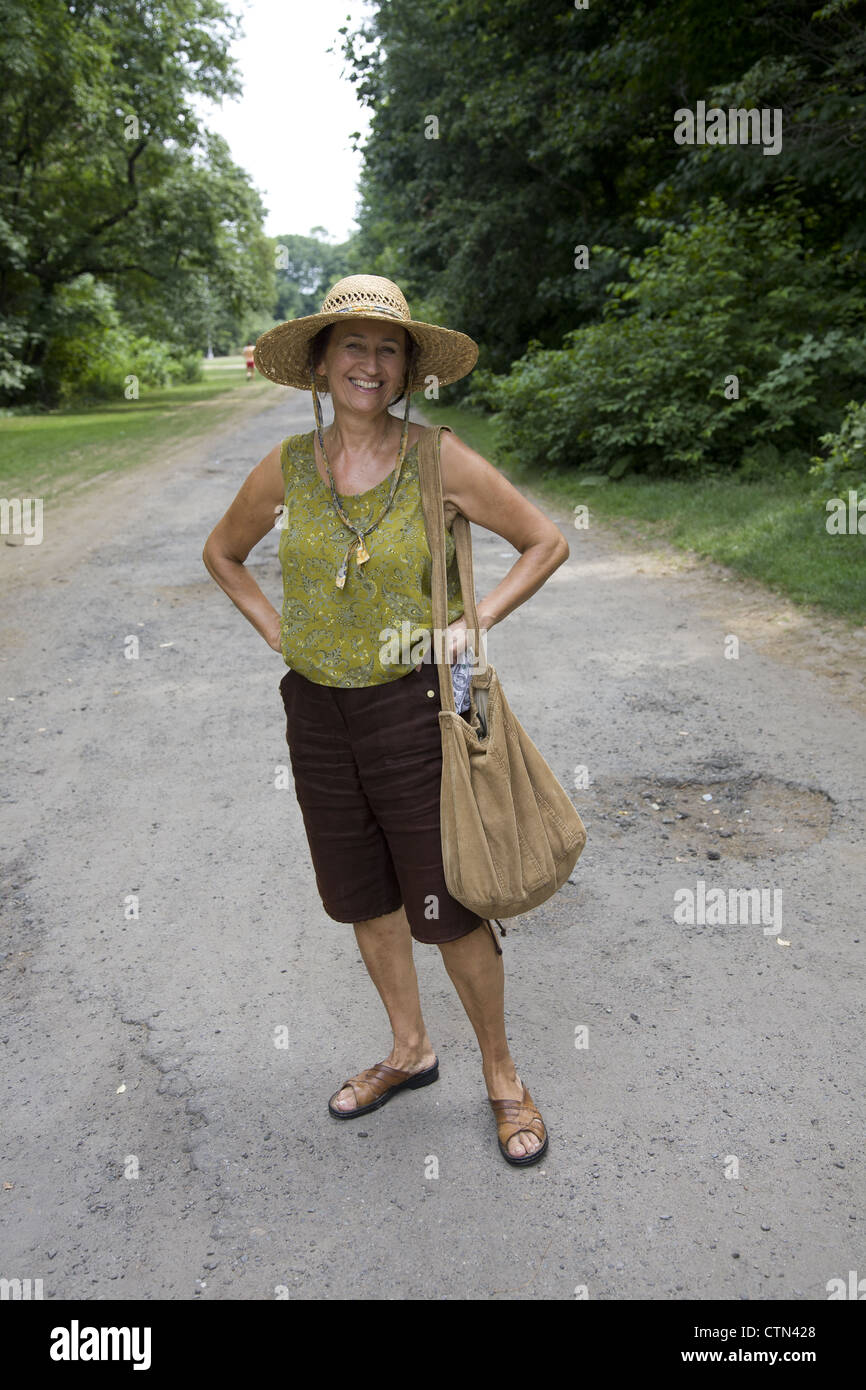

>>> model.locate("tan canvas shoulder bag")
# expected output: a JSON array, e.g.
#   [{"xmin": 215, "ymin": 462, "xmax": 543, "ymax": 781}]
[{"xmin": 417, "ymin": 423, "xmax": 587, "ymax": 922}]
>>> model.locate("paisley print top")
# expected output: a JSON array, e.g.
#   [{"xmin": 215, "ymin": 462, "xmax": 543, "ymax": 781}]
[{"xmin": 278, "ymin": 430, "xmax": 465, "ymax": 686}]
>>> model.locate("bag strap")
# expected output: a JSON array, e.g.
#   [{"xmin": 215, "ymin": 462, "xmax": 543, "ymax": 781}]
[{"xmin": 417, "ymin": 424, "xmax": 483, "ymax": 712}]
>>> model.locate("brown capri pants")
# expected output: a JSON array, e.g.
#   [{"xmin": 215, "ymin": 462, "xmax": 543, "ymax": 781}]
[{"xmin": 279, "ymin": 657, "xmax": 503, "ymax": 955}]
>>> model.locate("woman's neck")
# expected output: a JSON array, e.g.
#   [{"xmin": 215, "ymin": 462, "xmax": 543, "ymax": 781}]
[{"xmin": 325, "ymin": 407, "xmax": 398, "ymax": 460}]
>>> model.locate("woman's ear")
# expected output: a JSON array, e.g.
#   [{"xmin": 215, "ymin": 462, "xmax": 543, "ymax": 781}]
[{"xmin": 309, "ymin": 352, "xmax": 328, "ymax": 392}]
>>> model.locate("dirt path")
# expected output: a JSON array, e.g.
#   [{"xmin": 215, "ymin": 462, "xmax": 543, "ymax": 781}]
[{"xmin": 2, "ymin": 388, "xmax": 863, "ymax": 1301}]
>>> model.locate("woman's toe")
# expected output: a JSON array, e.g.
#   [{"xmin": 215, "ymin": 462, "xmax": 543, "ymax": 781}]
[{"xmin": 509, "ymin": 1131, "xmax": 534, "ymax": 1157}]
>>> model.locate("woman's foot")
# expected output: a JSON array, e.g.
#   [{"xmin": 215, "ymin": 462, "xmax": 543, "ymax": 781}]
[
  {"xmin": 331, "ymin": 1044, "xmax": 438, "ymax": 1112},
  {"xmin": 484, "ymin": 1064, "xmax": 545, "ymax": 1158}
]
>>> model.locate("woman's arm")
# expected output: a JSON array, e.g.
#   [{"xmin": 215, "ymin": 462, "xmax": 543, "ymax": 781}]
[
  {"xmin": 439, "ymin": 430, "xmax": 570, "ymax": 633},
  {"xmin": 201, "ymin": 442, "xmax": 286, "ymax": 651}
]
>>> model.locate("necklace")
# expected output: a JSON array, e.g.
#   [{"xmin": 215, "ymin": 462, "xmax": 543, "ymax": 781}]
[{"xmin": 310, "ymin": 368, "xmax": 412, "ymax": 589}]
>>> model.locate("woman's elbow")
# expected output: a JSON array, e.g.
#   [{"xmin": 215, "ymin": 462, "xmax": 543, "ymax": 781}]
[
  {"xmin": 202, "ymin": 534, "xmax": 230, "ymax": 578},
  {"xmin": 543, "ymin": 528, "xmax": 570, "ymax": 567}
]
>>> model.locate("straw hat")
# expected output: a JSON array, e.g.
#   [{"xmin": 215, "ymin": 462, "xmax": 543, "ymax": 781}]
[{"xmin": 253, "ymin": 274, "xmax": 478, "ymax": 392}]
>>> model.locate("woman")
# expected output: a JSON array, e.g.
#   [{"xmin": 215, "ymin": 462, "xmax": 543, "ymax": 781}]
[{"xmin": 202, "ymin": 275, "xmax": 569, "ymax": 1166}]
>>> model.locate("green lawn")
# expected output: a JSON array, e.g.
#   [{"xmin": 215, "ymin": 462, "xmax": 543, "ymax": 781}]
[
  {"xmin": 421, "ymin": 399, "xmax": 866, "ymax": 624},
  {"xmin": 0, "ymin": 357, "xmax": 272, "ymax": 502}
]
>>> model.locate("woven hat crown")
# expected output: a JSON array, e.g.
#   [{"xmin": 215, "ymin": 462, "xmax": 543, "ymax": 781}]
[{"xmin": 320, "ymin": 275, "xmax": 411, "ymax": 321}]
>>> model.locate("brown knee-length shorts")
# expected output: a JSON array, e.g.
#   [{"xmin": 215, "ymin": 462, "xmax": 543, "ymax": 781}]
[{"xmin": 279, "ymin": 658, "xmax": 502, "ymax": 954}]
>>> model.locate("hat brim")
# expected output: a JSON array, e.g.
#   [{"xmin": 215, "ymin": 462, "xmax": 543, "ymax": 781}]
[{"xmin": 253, "ymin": 308, "xmax": 478, "ymax": 392}]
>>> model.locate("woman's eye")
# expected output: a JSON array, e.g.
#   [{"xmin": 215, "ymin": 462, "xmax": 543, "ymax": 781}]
[{"xmin": 342, "ymin": 342, "xmax": 397, "ymax": 355}]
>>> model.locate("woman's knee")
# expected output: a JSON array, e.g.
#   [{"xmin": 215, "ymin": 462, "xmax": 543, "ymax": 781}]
[
  {"xmin": 353, "ymin": 904, "xmax": 410, "ymax": 934},
  {"xmin": 436, "ymin": 918, "xmax": 503, "ymax": 959}
]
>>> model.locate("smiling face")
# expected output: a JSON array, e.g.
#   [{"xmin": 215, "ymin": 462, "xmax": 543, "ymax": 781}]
[{"xmin": 314, "ymin": 318, "xmax": 410, "ymax": 413}]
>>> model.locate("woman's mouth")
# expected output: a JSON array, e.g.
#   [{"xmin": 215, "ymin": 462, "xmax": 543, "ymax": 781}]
[{"xmin": 348, "ymin": 378, "xmax": 383, "ymax": 393}]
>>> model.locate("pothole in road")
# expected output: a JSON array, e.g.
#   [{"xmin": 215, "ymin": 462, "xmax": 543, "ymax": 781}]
[{"xmin": 583, "ymin": 769, "xmax": 834, "ymax": 860}]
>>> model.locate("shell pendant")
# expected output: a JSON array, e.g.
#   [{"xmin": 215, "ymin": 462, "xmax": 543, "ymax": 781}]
[{"xmin": 335, "ymin": 545, "xmax": 352, "ymax": 589}]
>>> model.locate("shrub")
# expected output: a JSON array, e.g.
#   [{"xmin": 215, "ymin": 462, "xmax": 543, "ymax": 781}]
[
  {"xmin": 809, "ymin": 400, "xmax": 866, "ymax": 496},
  {"xmin": 40, "ymin": 276, "xmax": 202, "ymax": 404},
  {"xmin": 472, "ymin": 196, "xmax": 866, "ymax": 479}
]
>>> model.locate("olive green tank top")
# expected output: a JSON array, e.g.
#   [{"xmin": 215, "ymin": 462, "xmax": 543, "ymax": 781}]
[{"xmin": 278, "ymin": 430, "xmax": 465, "ymax": 686}]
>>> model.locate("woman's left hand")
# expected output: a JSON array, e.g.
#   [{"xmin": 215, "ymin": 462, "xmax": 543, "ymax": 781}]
[
  {"xmin": 413, "ymin": 617, "xmax": 473, "ymax": 671},
  {"xmin": 444, "ymin": 616, "xmax": 471, "ymax": 662}
]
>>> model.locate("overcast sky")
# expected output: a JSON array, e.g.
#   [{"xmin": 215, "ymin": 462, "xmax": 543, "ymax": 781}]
[{"xmin": 196, "ymin": 0, "xmax": 374, "ymax": 242}]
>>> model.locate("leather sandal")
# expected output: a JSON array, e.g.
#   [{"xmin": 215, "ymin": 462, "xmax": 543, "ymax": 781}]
[
  {"xmin": 328, "ymin": 1056, "xmax": 439, "ymax": 1120},
  {"xmin": 488, "ymin": 1083, "xmax": 549, "ymax": 1166}
]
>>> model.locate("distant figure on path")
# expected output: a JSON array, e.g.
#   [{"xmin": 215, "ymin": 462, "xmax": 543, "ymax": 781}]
[{"xmin": 242, "ymin": 343, "xmax": 255, "ymax": 379}]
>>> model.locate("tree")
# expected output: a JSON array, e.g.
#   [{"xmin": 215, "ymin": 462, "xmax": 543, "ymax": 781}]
[
  {"xmin": 0, "ymin": 0, "xmax": 275, "ymax": 402},
  {"xmin": 341, "ymin": 0, "xmax": 866, "ymax": 376},
  {"xmin": 271, "ymin": 232, "xmax": 357, "ymax": 322}
]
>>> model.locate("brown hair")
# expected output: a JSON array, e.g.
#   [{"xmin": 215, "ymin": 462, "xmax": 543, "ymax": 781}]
[{"xmin": 308, "ymin": 323, "xmax": 418, "ymax": 406}]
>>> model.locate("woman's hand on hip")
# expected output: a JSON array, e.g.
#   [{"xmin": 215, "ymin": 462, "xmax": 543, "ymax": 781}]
[
  {"xmin": 413, "ymin": 617, "xmax": 472, "ymax": 671},
  {"xmin": 445, "ymin": 616, "xmax": 471, "ymax": 662}
]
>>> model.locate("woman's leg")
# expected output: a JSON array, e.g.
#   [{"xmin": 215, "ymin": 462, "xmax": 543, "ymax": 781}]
[
  {"xmin": 438, "ymin": 923, "xmax": 542, "ymax": 1159},
  {"xmin": 331, "ymin": 905, "xmax": 438, "ymax": 1111}
]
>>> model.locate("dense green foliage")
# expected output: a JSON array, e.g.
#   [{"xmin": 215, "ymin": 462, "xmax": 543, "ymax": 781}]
[
  {"xmin": 37, "ymin": 275, "xmax": 203, "ymax": 405},
  {"xmin": 810, "ymin": 399, "xmax": 866, "ymax": 494},
  {"xmin": 343, "ymin": 0, "xmax": 866, "ymax": 477},
  {"xmin": 471, "ymin": 194, "xmax": 866, "ymax": 477},
  {"xmin": 0, "ymin": 0, "xmax": 275, "ymax": 406}
]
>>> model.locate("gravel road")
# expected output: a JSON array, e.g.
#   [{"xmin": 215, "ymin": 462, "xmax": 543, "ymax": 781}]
[{"xmin": 1, "ymin": 386, "xmax": 863, "ymax": 1300}]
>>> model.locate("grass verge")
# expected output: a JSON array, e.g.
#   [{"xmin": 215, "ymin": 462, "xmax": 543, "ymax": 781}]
[
  {"xmin": 0, "ymin": 358, "xmax": 273, "ymax": 503},
  {"xmin": 419, "ymin": 398, "xmax": 866, "ymax": 625}
]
